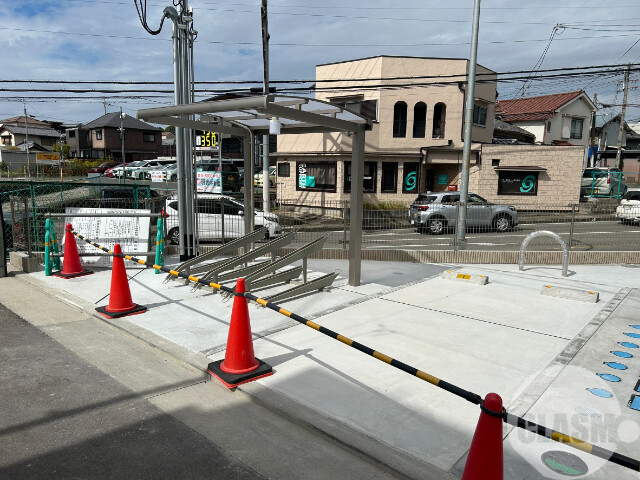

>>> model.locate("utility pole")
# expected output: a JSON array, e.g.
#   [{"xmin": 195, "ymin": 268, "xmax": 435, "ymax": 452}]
[
  {"xmin": 103, "ymin": 99, "xmax": 107, "ymax": 116},
  {"xmin": 455, "ymin": 0, "xmax": 481, "ymax": 249},
  {"xmin": 589, "ymin": 93, "xmax": 598, "ymax": 168},
  {"xmin": 261, "ymin": 0, "xmax": 270, "ymax": 213},
  {"xmin": 119, "ymin": 107, "xmax": 125, "ymax": 185},
  {"xmin": 23, "ymin": 100, "xmax": 31, "ymax": 178},
  {"xmin": 615, "ymin": 64, "xmax": 630, "ymax": 170}
]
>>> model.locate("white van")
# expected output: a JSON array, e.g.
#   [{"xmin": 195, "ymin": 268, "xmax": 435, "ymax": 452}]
[{"xmin": 165, "ymin": 194, "xmax": 281, "ymax": 243}]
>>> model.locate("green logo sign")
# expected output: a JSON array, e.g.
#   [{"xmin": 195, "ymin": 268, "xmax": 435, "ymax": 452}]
[
  {"xmin": 405, "ymin": 171, "xmax": 417, "ymax": 191},
  {"xmin": 520, "ymin": 174, "xmax": 536, "ymax": 193}
]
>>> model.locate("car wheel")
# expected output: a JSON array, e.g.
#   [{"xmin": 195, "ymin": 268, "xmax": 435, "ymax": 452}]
[
  {"xmin": 427, "ymin": 217, "xmax": 446, "ymax": 235},
  {"xmin": 493, "ymin": 215, "xmax": 511, "ymax": 232},
  {"xmin": 168, "ymin": 227, "xmax": 180, "ymax": 245}
]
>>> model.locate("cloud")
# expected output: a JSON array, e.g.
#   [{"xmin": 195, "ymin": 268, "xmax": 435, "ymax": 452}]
[{"xmin": 0, "ymin": 0, "xmax": 638, "ymax": 123}]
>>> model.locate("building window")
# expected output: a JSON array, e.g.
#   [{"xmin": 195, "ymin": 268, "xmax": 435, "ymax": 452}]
[
  {"xmin": 95, "ymin": 129, "xmax": 102, "ymax": 140},
  {"xmin": 497, "ymin": 170, "xmax": 539, "ymax": 195},
  {"xmin": 344, "ymin": 161, "xmax": 377, "ymax": 193},
  {"xmin": 570, "ymin": 118, "xmax": 583, "ymax": 139},
  {"xmin": 472, "ymin": 104, "xmax": 487, "ymax": 127},
  {"xmin": 393, "ymin": 102, "xmax": 407, "ymax": 138},
  {"xmin": 412, "ymin": 102, "xmax": 427, "ymax": 138},
  {"xmin": 296, "ymin": 162, "xmax": 336, "ymax": 192},
  {"xmin": 432, "ymin": 102, "xmax": 446, "ymax": 138},
  {"xmin": 547, "ymin": 121, "xmax": 552, "ymax": 132},
  {"xmin": 277, "ymin": 162, "xmax": 290, "ymax": 177},
  {"xmin": 492, "ymin": 159, "xmax": 500, "ymax": 167},
  {"xmin": 68, "ymin": 130, "xmax": 76, "ymax": 138},
  {"xmin": 0, "ymin": 136, "xmax": 11, "ymax": 146},
  {"xmin": 402, "ymin": 162, "xmax": 419, "ymax": 193},
  {"xmin": 381, "ymin": 162, "xmax": 398, "ymax": 193},
  {"xmin": 143, "ymin": 132, "xmax": 155, "ymax": 142}
]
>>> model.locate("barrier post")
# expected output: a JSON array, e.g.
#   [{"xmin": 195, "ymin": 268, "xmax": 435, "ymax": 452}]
[
  {"xmin": 155, "ymin": 216, "xmax": 164, "ymax": 274},
  {"xmin": 44, "ymin": 231, "xmax": 52, "ymax": 276},
  {"xmin": 50, "ymin": 219, "xmax": 60, "ymax": 270}
]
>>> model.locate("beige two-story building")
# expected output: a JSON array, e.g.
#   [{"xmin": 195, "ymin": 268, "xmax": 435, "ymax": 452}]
[{"xmin": 274, "ymin": 55, "xmax": 497, "ymax": 204}]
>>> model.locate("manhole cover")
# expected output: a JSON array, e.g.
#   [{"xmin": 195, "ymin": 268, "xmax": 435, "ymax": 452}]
[{"xmin": 541, "ymin": 451, "xmax": 589, "ymax": 476}]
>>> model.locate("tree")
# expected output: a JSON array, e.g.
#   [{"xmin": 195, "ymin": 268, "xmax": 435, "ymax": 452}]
[
  {"xmin": 164, "ymin": 126, "xmax": 175, "ymax": 134},
  {"xmin": 52, "ymin": 143, "xmax": 70, "ymax": 159}
]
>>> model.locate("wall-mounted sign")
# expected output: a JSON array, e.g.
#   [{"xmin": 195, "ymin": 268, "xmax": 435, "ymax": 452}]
[
  {"xmin": 36, "ymin": 152, "xmax": 61, "ymax": 164},
  {"xmin": 196, "ymin": 171, "xmax": 222, "ymax": 193},
  {"xmin": 298, "ymin": 163, "xmax": 307, "ymax": 188},
  {"xmin": 437, "ymin": 174, "xmax": 448, "ymax": 185},
  {"xmin": 195, "ymin": 131, "xmax": 219, "ymax": 152},
  {"xmin": 64, "ymin": 207, "xmax": 150, "ymax": 267},
  {"xmin": 403, "ymin": 163, "xmax": 419, "ymax": 193},
  {"xmin": 150, "ymin": 171, "xmax": 164, "ymax": 183},
  {"xmin": 498, "ymin": 171, "xmax": 539, "ymax": 195}
]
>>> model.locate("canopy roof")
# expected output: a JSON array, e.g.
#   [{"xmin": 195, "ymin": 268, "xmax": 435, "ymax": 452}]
[{"xmin": 136, "ymin": 94, "xmax": 372, "ymax": 136}]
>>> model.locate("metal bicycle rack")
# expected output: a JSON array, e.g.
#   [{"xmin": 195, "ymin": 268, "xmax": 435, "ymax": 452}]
[
  {"xmin": 191, "ymin": 231, "xmax": 296, "ymax": 292},
  {"xmin": 519, "ymin": 230, "xmax": 569, "ymax": 277},
  {"xmin": 164, "ymin": 227, "xmax": 269, "ymax": 283}
]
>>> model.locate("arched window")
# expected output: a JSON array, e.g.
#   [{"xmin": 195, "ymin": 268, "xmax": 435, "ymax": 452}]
[
  {"xmin": 412, "ymin": 102, "xmax": 427, "ymax": 138},
  {"xmin": 432, "ymin": 102, "xmax": 446, "ymax": 138},
  {"xmin": 393, "ymin": 101, "xmax": 407, "ymax": 138}
]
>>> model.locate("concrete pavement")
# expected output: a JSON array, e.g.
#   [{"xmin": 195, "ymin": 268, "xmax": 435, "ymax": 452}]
[{"xmin": 4, "ymin": 256, "xmax": 640, "ymax": 479}]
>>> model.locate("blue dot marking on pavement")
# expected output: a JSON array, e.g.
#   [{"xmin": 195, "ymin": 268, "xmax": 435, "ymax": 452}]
[
  {"xmin": 604, "ymin": 362, "xmax": 628, "ymax": 370},
  {"xmin": 610, "ymin": 351, "xmax": 633, "ymax": 358},
  {"xmin": 587, "ymin": 388, "xmax": 613, "ymax": 398},
  {"xmin": 619, "ymin": 342, "xmax": 639, "ymax": 348},
  {"xmin": 624, "ymin": 332, "xmax": 640, "ymax": 339},
  {"xmin": 630, "ymin": 396, "xmax": 640, "ymax": 412},
  {"xmin": 597, "ymin": 373, "xmax": 621, "ymax": 382},
  {"xmin": 636, "ymin": 380, "xmax": 640, "ymax": 393},
  {"xmin": 630, "ymin": 325, "xmax": 640, "ymax": 329}
]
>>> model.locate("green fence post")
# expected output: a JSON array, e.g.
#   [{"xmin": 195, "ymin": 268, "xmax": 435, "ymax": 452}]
[
  {"xmin": 155, "ymin": 216, "xmax": 164, "ymax": 273},
  {"xmin": 44, "ymin": 231, "xmax": 52, "ymax": 276},
  {"xmin": 50, "ymin": 218, "xmax": 61, "ymax": 270}
]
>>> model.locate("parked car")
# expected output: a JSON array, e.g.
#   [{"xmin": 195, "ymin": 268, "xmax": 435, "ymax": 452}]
[
  {"xmin": 409, "ymin": 191, "xmax": 518, "ymax": 235},
  {"xmin": 111, "ymin": 160, "xmax": 145, "ymax": 178},
  {"xmin": 145, "ymin": 163, "xmax": 177, "ymax": 182},
  {"xmin": 104, "ymin": 162, "xmax": 131, "ymax": 177},
  {"xmin": 616, "ymin": 190, "xmax": 640, "ymax": 224},
  {"xmin": 196, "ymin": 161, "xmax": 243, "ymax": 192},
  {"xmin": 165, "ymin": 193, "xmax": 281, "ymax": 243},
  {"xmin": 581, "ymin": 167, "xmax": 627, "ymax": 198},
  {"xmin": 254, "ymin": 166, "xmax": 276, "ymax": 188},
  {"xmin": 88, "ymin": 161, "xmax": 120, "ymax": 175},
  {"xmin": 127, "ymin": 159, "xmax": 175, "ymax": 180}
]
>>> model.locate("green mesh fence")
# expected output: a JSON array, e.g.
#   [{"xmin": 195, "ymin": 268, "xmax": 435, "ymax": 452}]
[{"xmin": 1, "ymin": 181, "xmax": 165, "ymax": 253}]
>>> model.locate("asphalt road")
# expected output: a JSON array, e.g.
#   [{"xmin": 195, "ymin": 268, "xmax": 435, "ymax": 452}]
[{"xmin": 289, "ymin": 220, "xmax": 640, "ymax": 252}]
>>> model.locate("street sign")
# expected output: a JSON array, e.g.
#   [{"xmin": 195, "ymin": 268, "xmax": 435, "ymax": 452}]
[
  {"xmin": 195, "ymin": 131, "xmax": 219, "ymax": 152},
  {"xmin": 150, "ymin": 171, "xmax": 164, "ymax": 183},
  {"xmin": 36, "ymin": 152, "xmax": 61, "ymax": 164}
]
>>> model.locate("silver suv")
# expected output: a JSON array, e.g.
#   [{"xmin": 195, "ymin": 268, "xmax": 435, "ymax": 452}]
[
  {"xmin": 581, "ymin": 167, "xmax": 627, "ymax": 198},
  {"xmin": 409, "ymin": 192, "xmax": 518, "ymax": 235}
]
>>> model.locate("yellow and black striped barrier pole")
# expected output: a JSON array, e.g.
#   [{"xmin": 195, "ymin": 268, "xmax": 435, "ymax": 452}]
[{"xmin": 71, "ymin": 229, "xmax": 640, "ymax": 474}]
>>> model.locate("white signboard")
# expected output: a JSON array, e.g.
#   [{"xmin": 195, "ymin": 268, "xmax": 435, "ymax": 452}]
[
  {"xmin": 150, "ymin": 170, "xmax": 164, "ymax": 183},
  {"xmin": 196, "ymin": 171, "xmax": 222, "ymax": 193},
  {"xmin": 36, "ymin": 152, "xmax": 61, "ymax": 165},
  {"xmin": 63, "ymin": 207, "xmax": 151, "ymax": 268},
  {"xmin": 298, "ymin": 163, "xmax": 307, "ymax": 188}
]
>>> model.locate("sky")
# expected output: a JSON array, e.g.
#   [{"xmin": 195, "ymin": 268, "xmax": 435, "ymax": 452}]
[{"xmin": 1, "ymin": 0, "xmax": 640, "ymax": 127}]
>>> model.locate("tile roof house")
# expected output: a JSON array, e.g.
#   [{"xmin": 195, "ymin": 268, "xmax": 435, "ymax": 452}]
[
  {"xmin": 0, "ymin": 124, "xmax": 61, "ymax": 149},
  {"xmin": 496, "ymin": 90, "xmax": 595, "ymax": 147},
  {"xmin": 66, "ymin": 112, "xmax": 162, "ymax": 161}
]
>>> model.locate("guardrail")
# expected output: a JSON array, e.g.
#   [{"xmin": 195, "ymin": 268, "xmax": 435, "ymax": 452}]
[{"xmin": 68, "ymin": 226, "xmax": 640, "ymax": 475}]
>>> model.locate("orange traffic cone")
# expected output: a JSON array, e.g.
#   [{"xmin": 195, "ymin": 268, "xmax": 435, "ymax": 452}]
[
  {"xmin": 53, "ymin": 223, "xmax": 94, "ymax": 278},
  {"xmin": 95, "ymin": 244, "xmax": 147, "ymax": 319},
  {"xmin": 207, "ymin": 278, "xmax": 273, "ymax": 388},
  {"xmin": 461, "ymin": 393, "xmax": 504, "ymax": 480}
]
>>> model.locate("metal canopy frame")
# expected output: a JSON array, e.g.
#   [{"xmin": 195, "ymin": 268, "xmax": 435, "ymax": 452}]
[{"xmin": 137, "ymin": 94, "xmax": 371, "ymax": 286}]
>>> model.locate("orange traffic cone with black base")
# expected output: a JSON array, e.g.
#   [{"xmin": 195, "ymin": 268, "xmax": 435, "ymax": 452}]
[
  {"xmin": 207, "ymin": 278, "xmax": 273, "ymax": 388},
  {"xmin": 95, "ymin": 244, "xmax": 147, "ymax": 319},
  {"xmin": 461, "ymin": 393, "xmax": 504, "ymax": 480},
  {"xmin": 52, "ymin": 223, "xmax": 94, "ymax": 279}
]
